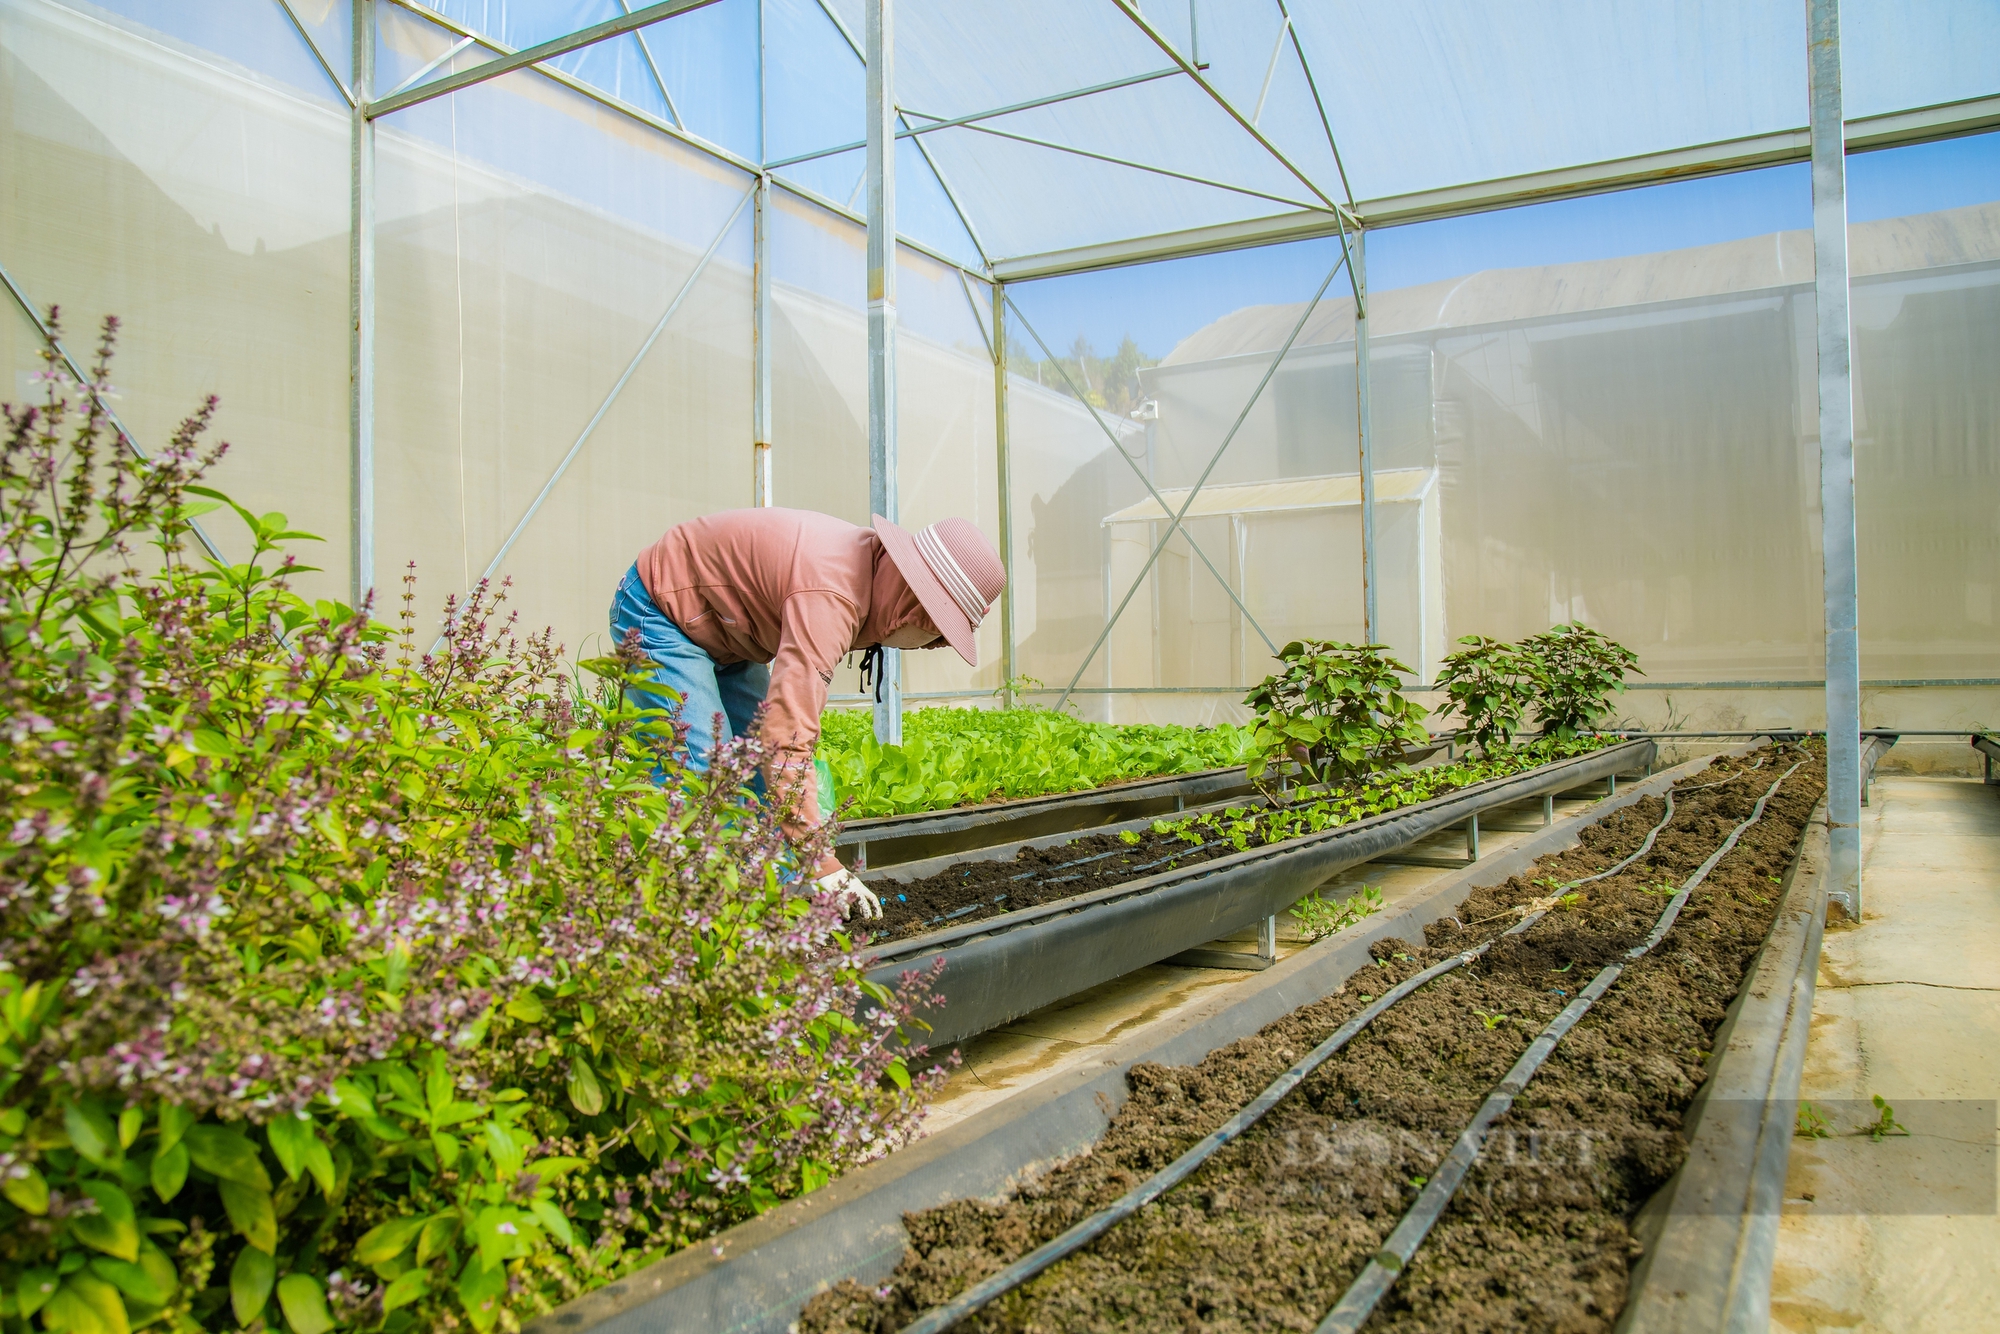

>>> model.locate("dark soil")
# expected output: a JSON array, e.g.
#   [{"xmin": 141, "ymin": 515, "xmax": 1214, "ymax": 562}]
[
  {"xmin": 803, "ymin": 743, "xmax": 1827, "ymax": 1333},
  {"xmin": 864, "ymin": 748, "xmax": 1608, "ymax": 945},
  {"xmin": 864, "ymin": 823, "xmax": 1240, "ymax": 943}
]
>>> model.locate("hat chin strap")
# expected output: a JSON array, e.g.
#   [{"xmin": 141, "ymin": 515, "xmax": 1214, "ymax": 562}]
[{"xmin": 858, "ymin": 645, "xmax": 887, "ymax": 703}]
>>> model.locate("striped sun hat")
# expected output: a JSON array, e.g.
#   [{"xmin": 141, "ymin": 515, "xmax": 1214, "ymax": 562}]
[{"xmin": 871, "ymin": 514, "xmax": 1006, "ymax": 667}]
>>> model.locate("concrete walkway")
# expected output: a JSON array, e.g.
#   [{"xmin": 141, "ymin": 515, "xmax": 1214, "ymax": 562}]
[{"xmin": 1769, "ymin": 776, "xmax": 2000, "ymax": 1332}]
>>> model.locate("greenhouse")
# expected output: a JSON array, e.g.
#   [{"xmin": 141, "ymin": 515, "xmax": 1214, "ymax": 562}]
[{"xmin": 2, "ymin": 0, "xmax": 1996, "ymax": 1330}]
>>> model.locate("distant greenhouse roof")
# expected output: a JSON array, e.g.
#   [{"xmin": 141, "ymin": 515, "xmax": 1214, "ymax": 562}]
[{"xmin": 1154, "ymin": 200, "xmax": 2000, "ymax": 364}]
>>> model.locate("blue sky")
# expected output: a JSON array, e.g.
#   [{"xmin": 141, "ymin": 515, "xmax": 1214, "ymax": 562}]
[{"xmin": 1005, "ymin": 131, "xmax": 2000, "ymax": 362}]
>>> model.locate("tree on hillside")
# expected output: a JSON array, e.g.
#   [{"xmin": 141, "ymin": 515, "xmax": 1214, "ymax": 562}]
[{"xmin": 1004, "ymin": 333, "xmax": 1158, "ymax": 416}]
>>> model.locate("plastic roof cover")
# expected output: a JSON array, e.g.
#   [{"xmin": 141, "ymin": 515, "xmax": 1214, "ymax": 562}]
[{"xmin": 107, "ymin": 0, "xmax": 2000, "ymax": 274}]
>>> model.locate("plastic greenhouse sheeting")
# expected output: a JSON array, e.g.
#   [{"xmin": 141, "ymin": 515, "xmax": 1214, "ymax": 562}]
[
  {"xmin": 15, "ymin": 0, "xmax": 1998, "ymax": 275},
  {"xmin": 4, "ymin": 0, "xmax": 1997, "ymax": 744}
]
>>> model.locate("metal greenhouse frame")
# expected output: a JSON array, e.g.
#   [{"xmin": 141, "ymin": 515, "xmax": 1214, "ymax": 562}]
[{"xmin": 10, "ymin": 0, "xmax": 1999, "ymax": 909}]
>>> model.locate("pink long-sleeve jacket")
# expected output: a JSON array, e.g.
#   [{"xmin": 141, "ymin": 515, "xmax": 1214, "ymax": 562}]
[{"xmin": 635, "ymin": 507, "xmax": 937, "ymax": 839}]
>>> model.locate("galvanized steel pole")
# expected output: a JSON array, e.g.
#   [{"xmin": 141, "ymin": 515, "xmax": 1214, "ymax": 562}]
[
  {"xmin": 1356, "ymin": 228, "xmax": 1377, "ymax": 647},
  {"xmin": 1809, "ymin": 0, "xmax": 1863, "ymax": 919},
  {"xmin": 752, "ymin": 0, "xmax": 772, "ymax": 508},
  {"xmin": 993, "ymin": 282, "xmax": 1016, "ymax": 707},
  {"xmin": 866, "ymin": 0, "xmax": 902, "ymax": 743},
  {"xmin": 752, "ymin": 172, "xmax": 774, "ymax": 505},
  {"xmin": 349, "ymin": 0, "xmax": 376, "ymax": 609}
]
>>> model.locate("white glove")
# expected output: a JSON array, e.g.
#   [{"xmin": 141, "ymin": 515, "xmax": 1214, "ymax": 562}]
[{"xmin": 814, "ymin": 866, "xmax": 882, "ymax": 921}]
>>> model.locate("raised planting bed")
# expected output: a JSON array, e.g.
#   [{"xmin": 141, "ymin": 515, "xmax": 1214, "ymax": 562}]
[
  {"xmin": 519, "ymin": 752, "xmax": 1722, "ymax": 1334},
  {"xmin": 1976, "ymin": 730, "xmax": 2000, "ymax": 784},
  {"xmin": 833, "ymin": 745, "xmax": 1451, "ymax": 871},
  {"xmin": 833, "ymin": 764, "xmax": 1259, "ymax": 871},
  {"xmin": 800, "ymin": 740, "xmax": 1829, "ymax": 1333},
  {"xmin": 1618, "ymin": 732, "xmax": 1894, "ymax": 1333},
  {"xmin": 860, "ymin": 739, "xmax": 1655, "ymax": 1050}
]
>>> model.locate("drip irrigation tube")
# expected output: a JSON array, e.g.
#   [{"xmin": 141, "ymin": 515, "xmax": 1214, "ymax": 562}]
[
  {"xmin": 893, "ymin": 786, "xmax": 1691, "ymax": 1334},
  {"xmin": 1313, "ymin": 759, "xmax": 1806, "ymax": 1333},
  {"xmin": 519, "ymin": 747, "xmax": 1742, "ymax": 1334}
]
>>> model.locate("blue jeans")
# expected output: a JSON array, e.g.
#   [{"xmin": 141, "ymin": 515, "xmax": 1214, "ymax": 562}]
[{"xmin": 609, "ymin": 563, "xmax": 770, "ymax": 776}]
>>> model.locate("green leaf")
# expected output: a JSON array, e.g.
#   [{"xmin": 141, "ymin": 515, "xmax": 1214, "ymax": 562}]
[
  {"xmin": 328, "ymin": 1078, "xmax": 376, "ymax": 1119},
  {"xmin": 381, "ymin": 1269, "xmax": 430, "ymax": 1313},
  {"xmin": 566, "ymin": 1057, "xmax": 605, "ymax": 1116},
  {"xmin": 87, "ymin": 1255, "xmax": 170, "ymax": 1308},
  {"xmin": 115, "ymin": 1107, "xmax": 142, "ymax": 1150},
  {"xmin": 300, "ymin": 1135, "xmax": 336, "ymax": 1197},
  {"xmin": 267, "ymin": 1115, "xmax": 311, "ymax": 1181},
  {"xmin": 45, "ymin": 1273, "xmax": 128, "ymax": 1334},
  {"xmin": 471, "ymin": 1206, "xmax": 534, "ymax": 1273},
  {"xmin": 416, "ymin": 1213, "xmax": 459, "ymax": 1265},
  {"xmin": 73, "ymin": 1181, "xmax": 140, "ymax": 1262},
  {"xmin": 484, "ymin": 1122, "xmax": 525, "ymax": 1179},
  {"xmin": 425, "ymin": 1051, "xmax": 454, "ymax": 1113},
  {"xmin": 358, "ymin": 1116, "xmax": 409, "ymax": 1142},
  {"xmin": 65, "ymin": 1102, "xmax": 119, "ymax": 1167},
  {"xmin": 529, "ymin": 1198, "xmax": 573, "ymax": 1249},
  {"xmin": 277, "ymin": 1273, "xmax": 335, "ymax": 1334},
  {"xmin": 17, "ymin": 1267, "xmax": 60, "ymax": 1319},
  {"xmin": 155, "ymin": 1104, "xmax": 195, "ymax": 1154},
  {"xmin": 457, "ymin": 1252, "xmax": 509, "ymax": 1332},
  {"xmin": 135, "ymin": 1242, "xmax": 179, "ymax": 1304},
  {"xmin": 430, "ymin": 1131, "xmax": 461, "ymax": 1168},
  {"xmin": 219, "ymin": 1179, "xmax": 278, "ymax": 1253},
  {"xmin": 4, "ymin": 1161, "xmax": 49, "ymax": 1214},
  {"xmin": 181, "ymin": 1124, "xmax": 272, "ymax": 1190},
  {"xmin": 229, "ymin": 1245, "xmax": 275, "ymax": 1325},
  {"xmin": 352, "ymin": 1214, "xmax": 429, "ymax": 1265},
  {"xmin": 378, "ymin": 1063, "xmax": 422, "ymax": 1107},
  {"xmin": 149, "ymin": 1141, "xmax": 189, "ymax": 1202},
  {"xmin": 432, "ymin": 1101, "xmax": 484, "ymax": 1130},
  {"xmin": 187, "ymin": 728, "xmax": 234, "ymax": 758}
]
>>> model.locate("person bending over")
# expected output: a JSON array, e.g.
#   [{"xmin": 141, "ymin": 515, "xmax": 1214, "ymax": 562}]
[{"xmin": 609, "ymin": 507, "xmax": 1005, "ymax": 920}]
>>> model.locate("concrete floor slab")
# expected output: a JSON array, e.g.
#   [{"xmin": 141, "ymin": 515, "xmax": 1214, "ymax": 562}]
[{"xmin": 1769, "ymin": 777, "xmax": 2000, "ymax": 1334}]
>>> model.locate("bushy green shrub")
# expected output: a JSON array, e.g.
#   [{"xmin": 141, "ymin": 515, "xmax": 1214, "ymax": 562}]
[
  {"xmin": 0, "ymin": 317, "xmax": 945, "ymax": 1334},
  {"xmin": 1241, "ymin": 641, "xmax": 1429, "ymax": 789},
  {"xmin": 1518, "ymin": 622, "xmax": 1642, "ymax": 737},
  {"xmin": 1434, "ymin": 635, "xmax": 1539, "ymax": 756},
  {"xmin": 816, "ymin": 707, "xmax": 1254, "ymax": 817}
]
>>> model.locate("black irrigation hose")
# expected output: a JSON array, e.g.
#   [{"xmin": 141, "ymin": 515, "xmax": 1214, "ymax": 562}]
[
  {"xmin": 1677, "ymin": 753, "xmax": 1767, "ymax": 793},
  {"xmin": 1313, "ymin": 759, "xmax": 1806, "ymax": 1334},
  {"xmin": 894, "ymin": 764, "xmax": 1709, "ymax": 1334}
]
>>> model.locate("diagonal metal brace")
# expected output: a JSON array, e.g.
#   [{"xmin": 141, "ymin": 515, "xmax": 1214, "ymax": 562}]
[
  {"xmin": 468, "ymin": 184, "xmax": 754, "ymax": 593},
  {"xmin": 1056, "ymin": 244, "xmax": 1350, "ymax": 711},
  {"xmin": 1109, "ymin": 0, "xmax": 1355, "ymax": 227},
  {"xmin": 1003, "ymin": 294, "xmax": 1277, "ymax": 660},
  {"xmin": 1, "ymin": 259, "xmax": 231, "ymax": 567},
  {"xmin": 273, "ymin": 0, "xmax": 355, "ymax": 106}
]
